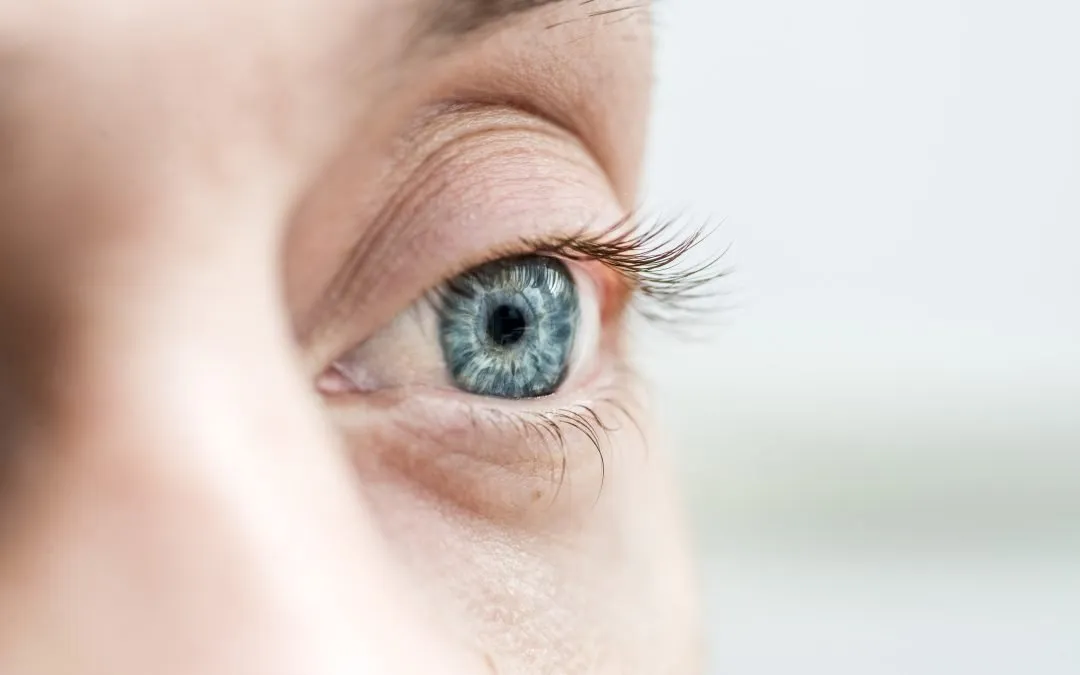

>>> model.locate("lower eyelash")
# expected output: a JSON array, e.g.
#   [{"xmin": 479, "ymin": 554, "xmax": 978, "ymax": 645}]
[
  {"xmin": 452, "ymin": 384, "xmax": 639, "ymax": 504},
  {"xmin": 364, "ymin": 358, "xmax": 642, "ymax": 508}
]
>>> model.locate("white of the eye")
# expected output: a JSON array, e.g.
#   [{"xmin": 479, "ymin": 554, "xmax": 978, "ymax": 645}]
[
  {"xmin": 331, "ymin": 304, "xmax": 447, "ymax": 392},
  {"xmin": 562, "ymin": 259, "xmax": 602, "ymax": 389},
  {"xmin": 329, "ymin": 259, "xmax": 601, "ymax": 395}
]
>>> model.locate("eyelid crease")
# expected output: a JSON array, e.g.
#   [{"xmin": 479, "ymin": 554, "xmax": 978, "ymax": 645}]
[{"xmin": 298, "ymin": 105, "xmax": 601, "ymax": 349}]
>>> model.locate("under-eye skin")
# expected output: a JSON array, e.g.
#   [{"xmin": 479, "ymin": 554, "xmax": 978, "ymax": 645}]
[{"xmin": 437, "ymin": 256, "xmax": 579, "ymax": 400}]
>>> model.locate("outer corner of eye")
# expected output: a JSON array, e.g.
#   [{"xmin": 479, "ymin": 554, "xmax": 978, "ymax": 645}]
[
  {"xmin": 557, "ymin": 258, "xmax": 606, "ymax": 374},
  {"xmin": 563, "ymin": 256, "xmax": 625, "ymax": 330}
]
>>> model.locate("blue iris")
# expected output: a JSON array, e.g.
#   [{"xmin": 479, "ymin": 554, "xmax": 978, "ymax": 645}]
[{"xmin": 438, "ymin": 256, "xmax": 579, "ymax": 399}]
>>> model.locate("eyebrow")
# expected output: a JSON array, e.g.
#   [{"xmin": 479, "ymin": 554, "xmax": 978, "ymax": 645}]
[{"xmin": 427, "ymin": 0, "xmax": 577, "ymax": 35}]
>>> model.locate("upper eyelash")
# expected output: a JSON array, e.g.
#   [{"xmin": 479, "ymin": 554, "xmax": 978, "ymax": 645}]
[
  {"xmin": 520, "ymin": 211, "xmax": 732, "ymax": 324},
  {"xmin": 422, "ymin": 211, "xmax": 731, "ymax": 333},
  {"xmin": 424, "ymin": 211, "xmax": 730, "ymax": 326}
]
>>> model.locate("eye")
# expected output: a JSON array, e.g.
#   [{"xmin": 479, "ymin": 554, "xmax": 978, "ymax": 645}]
[
  {"xmin": 315, "ymin": 213, "xmax": 727, "ymax": 515},
  {"xmin": 318, "ymin": 216, "xmax": 726, "ymax": 405},
  {"xmin": 438, "ymin": 255, "xmax": 579, "ymax": 399},
  {"xmin": 320, "ymin": 252, "xmax": 598, "ymax": 401}
]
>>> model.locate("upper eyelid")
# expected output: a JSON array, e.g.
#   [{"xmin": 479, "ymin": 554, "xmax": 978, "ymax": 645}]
[
  {"xmin": 429, "ymin": 99, "xmax": 603, "ymax": 171},
  {"xmin": 298, "ymin": 107, "xmax": 617, "ymax": 352},
  {"xmin": 325, "ymin": 106, "xmax": 596, "ymax": 281},
  {"xmin": 423, "ymin": 250, "xmax": 606, "ymax": 316}
]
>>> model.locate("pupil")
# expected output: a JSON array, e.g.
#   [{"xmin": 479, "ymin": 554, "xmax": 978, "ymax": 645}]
[{"xmin": 488, "ymin": 304, "xmax": 527, "ymax": 347}]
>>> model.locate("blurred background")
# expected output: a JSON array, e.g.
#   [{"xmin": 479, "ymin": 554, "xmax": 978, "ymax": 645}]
[{"xmin": 639, "ymin": 0, "xmax": 1079, "ymax": 672}]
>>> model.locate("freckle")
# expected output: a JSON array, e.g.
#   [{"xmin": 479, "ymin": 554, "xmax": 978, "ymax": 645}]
[
  {"xmin": 532, "ymin": 489, "xmax": 544, "ymax": 503},
  {"xmin": 484, "ymin": 653, "xmax": 499, "ymax": 673}
]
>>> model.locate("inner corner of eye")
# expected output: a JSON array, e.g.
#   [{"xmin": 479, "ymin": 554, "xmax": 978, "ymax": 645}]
[
  {"xmin": 315, "ymin": 362, "xmax": 362, "ymax": 396},
  {"xmin": 316, "ymin": 350, "xmax": 391, "ymax": 398}
]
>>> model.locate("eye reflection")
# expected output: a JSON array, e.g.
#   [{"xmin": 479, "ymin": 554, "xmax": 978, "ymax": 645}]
[{"xmin": 438, "ymin": 256, "xmax": 579, "ymax": 399}]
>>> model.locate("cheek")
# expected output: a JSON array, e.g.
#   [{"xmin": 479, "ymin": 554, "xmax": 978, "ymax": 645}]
[{"xmin": 342, "ymin": 406, "xmax": 701, "ymax": 671}]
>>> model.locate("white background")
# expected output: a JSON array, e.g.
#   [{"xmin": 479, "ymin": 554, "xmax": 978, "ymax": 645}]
[{"xmin": 640, "ymin": 0, "xmax": 1080, "ymax": 672}]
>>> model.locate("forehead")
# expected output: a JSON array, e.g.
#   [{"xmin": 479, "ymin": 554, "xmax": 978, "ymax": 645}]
[
  {"xmin": 0, "ymin": 0, "xmax": 647, "ymax": 48},
  {"xmin": 0, "ymin": 0, "xmax": 651, "ymax": 244},
  {"xmin": 0, "ymin": 0, "xmax": 651, "ymax": 119},
  {"xmin": 0, "ymin": 0, "xmax": 652, "ymax": 351}
]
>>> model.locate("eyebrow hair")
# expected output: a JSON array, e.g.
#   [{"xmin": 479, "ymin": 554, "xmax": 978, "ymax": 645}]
[{"xmin": 428, "ymin": 0, "xmax": 577, "ymax": 35}]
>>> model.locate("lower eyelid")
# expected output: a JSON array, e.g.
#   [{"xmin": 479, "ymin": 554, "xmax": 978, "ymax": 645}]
[
  {"xmin": 327, "ymin": 346, "xmax": 624, "ymax": 416},
  {"xmin": 325, "ymin": 358, "xmax": 637, "ymax": 520}
]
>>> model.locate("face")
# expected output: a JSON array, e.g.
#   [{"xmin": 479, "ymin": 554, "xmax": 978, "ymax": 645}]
[{"xmin": 0, "ymin": 0, "xmax": 703, "ymax": 673}]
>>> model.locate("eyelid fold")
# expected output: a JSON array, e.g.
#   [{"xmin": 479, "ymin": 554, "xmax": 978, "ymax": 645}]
[{"xmin": 292, "ymin": 102, "xmax": 623, "ymax": 352}]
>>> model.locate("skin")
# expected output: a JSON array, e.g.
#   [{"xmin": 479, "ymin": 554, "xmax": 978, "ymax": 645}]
[{"xmin": 0, "ymin": 0, "xmax": 702, "ymax": 673}]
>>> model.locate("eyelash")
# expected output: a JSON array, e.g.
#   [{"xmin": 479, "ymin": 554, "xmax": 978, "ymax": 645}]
[
  {"xmin": 425, "ymin": 211, "xmax": 729, "ymax": 496},
  {"xmin": 522, "ymin": 211, "xmax": 731, "ymax": 325},
  {"xmin": 425, "ymin": 211, "xmax": 730, "ymax": 327}
]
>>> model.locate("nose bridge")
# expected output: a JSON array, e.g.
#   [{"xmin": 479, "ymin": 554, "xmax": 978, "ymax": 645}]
[
  {"xmin": 0, "ymin": 242, "xmax": 416, "ymax": 674},
  {"xmin": 47, "ymin": 230, "xmax": 328, "ymax": 505},
  {"xmin": 48, "ymin": 237, "xmax": 367, "ymax": 578},
  {"xmin": 0, "ymin": 48, "xmax": 476, "ymax": 666}
]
